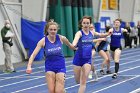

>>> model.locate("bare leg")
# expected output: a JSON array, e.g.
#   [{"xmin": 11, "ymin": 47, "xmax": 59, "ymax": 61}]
[
  {"xmin": 55, "ymin": 73, "xmax": 65, "ymax": 93},
  {"xmin": 73, "ymin": 65, "xmax": 81, "ymax": 84},
  {"xmin": 78, "ymin": 64, "xmax": 91, "ymax": 93},
  {"xmin": 45, "ymin": 71, "xmax": 56, "ymax": 93}
]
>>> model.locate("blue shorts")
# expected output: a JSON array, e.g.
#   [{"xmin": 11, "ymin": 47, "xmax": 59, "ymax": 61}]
[
  {"xmin": 73, "ymin": 57, "xmax": 91, "ymax": 67},
  {"xmin": 45, "ymin": 58, "xmax": 66, "ymax": 74},
  {"xmin": 45, "ymin": 67, "xmax": 66, "ymax": 74}
]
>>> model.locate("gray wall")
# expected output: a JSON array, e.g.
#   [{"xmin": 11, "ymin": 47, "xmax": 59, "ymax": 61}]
[
  {"xmin": 119, "ymin": 0, "xmax": 135, "ymax": 22},
  {"xmin": 22, "ymin": 0, "xmax": 48, "ymax": 21},
  {"xmin": 97, "ymin": 0, "xmax": 140, "ymax": 25},
  {"xmin": 92, "ymin": 0, "xmax": 100, "ymax": 22},
  {"xmin": 4, "ymin": 0, "xmax": 19, "ymax": 2},
  {"xmin": 133, "ymin": 0, "xmax": 140, "ymax": 25}
]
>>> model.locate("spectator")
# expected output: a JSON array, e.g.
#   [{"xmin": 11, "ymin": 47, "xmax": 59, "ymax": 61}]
[
  {"xmin": 130, "ymin": 26, "xmax": 138, "ymax": 48},
  {"xmin": 137, "ymin": 21, "xmax": 140, "ymax": 46},
  {"xmin": 1, "ymin": 20, "xmax": 15, "ymax": 73},
  {"xmin": 124, "ymin": 22, "xmax": 131, "ymax": 48}
]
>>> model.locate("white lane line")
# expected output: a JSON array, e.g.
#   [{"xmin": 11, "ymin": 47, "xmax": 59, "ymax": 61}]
[
  {"xmin": 0, "ymin": 57, "xmax": 103, "ymax": 81},
  {"xmin": 0, "ymin": 64, "xmax": 73, "ymax": 81},
  {"xmin": 10, "ymin": 58, "xmax": 140, "ymax": 93},
  {"xmin": 130, "ymin": 88, "xmax": 140, "ymax": 93},
  {"xmin": 118, "ymin": 75, "xmax": 140, "ymax": 77},
  {"xmin": 0, "ymin": 56, "xmax": 101, "ymax": 76},
  {"xmin": 1, "ymin": 48, "xmax": 139, "ymax": 78},
  {"xmin": 0, "ymin": 47, "xmax": 138, "ymax": 76},
  {"xmin": 0, "ymin": 76, "xmax": 45, "ymax": 79},
  {"xmin": 1, "ymin": 51, "xmax": 140, "ymax": 82},
  {"xmin": 2, "ymin": 74, "xmax": 140, "ymax": 79},
  {"xmin": 1, "ymin": 48, "xmax": 139, "ymax": 91},
  {"xmin": 1, "ymin": 51, "xmax": 140, "ymax": 88},
  {"xmin": 93, "ymin": 76, "xmax": 140, "ymax": 93},
  {"xmin": 0, "ymin": 60, "xmax": 70, "ymax": 76},
  {"xmin": 65, "ymin": 64, "xmax": 140, "ymax": 90},
  {"xmin": 0, "ymin": 47, "xmax": 139, "ymax": 77},
  {"xmin": 0, "ymin": 77, "xmax": 44, "ymax": 88},
  {"xmin": 11, "ymin": 76, "xmax": 74, "ymax": 93}
]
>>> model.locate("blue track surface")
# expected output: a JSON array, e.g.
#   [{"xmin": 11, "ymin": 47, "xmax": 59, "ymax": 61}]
[{"xmin": 0, "ymin": 47, "xmax": 140, "ymax": 93}]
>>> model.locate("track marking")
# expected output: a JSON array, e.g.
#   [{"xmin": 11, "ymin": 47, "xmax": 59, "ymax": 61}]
[{"xmin": 11, "ymin": 59, "xmax": 140, "ymax": 93}]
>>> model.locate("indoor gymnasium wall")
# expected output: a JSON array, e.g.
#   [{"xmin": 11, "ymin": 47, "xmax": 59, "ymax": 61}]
[
  {"xmin": 0, "ymin": 1, "xmax": 23, "ymax": 65},
  {"xmin": 22, "ymin": 0, "xmax": 48, "ymax": 22}
]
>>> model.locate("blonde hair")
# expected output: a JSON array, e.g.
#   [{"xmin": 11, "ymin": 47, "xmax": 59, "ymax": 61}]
[{"xmin": 44, "ymin": 19, "xmax": 59, "ymax": 35}]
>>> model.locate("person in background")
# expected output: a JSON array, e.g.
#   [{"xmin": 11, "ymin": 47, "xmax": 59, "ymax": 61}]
[
  {"xmin": 97, "ymin": 26, "xmax": 112, "ymax": 75},
  {"xmin": 130, "ymin": 26, "xmax": 138, "ymax": 48},
  {"xmin": 123, "ymin": 22, "xmax": 131, "ymax": 48},
  {"xmin": 137, "ymin": 21, "xmax": 140, "ymax": 46},
  {"xmin": 88, "ymin": 24, "xmax": 98, "ymax": 81},
  {"xmin": 105, "ymin": 26, "xmax": 111, "ymax": 33},
  {"xmin": 72, "ymin": 16, "xmax": 107, "ymax": 93},
  {"xmin": 88, "ymin": 24, "xmax": 111, "ymax": 80},
  {"xmin": 1, "ymin": 20, "xmax": 15, "ymax": 73},
  {"xmin": 26, "ymin": 20, "xmax": 76, "ymax": 93},
  {"xmin": 109, "ymin": 18, "xmax": 127, "ymax": 79}
]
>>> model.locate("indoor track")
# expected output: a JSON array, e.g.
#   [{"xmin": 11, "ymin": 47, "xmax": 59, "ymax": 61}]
[{"xmin": 0, "ymin": 47, "xmax": 140, "ymax": 93}]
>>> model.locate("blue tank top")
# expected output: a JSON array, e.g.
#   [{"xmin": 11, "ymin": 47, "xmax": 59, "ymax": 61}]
[
  {"xmin": 76, "ymin": 30, "xmax": 93, "ymax": 58},
  {"xmin": 44, "ymin": 35, "xmax": 65, "ymax": 68},
  {"xmin": 110, "ymin": 28, "xmax": 123, "ymax": 47}
]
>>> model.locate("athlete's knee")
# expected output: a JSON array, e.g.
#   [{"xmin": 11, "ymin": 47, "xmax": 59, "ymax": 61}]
[
  {"xmin": 108, "ymin": 59, "xmax": 111, "ymax": 63},
  {"xmin": 55, "ymin": 88, "xmax": 63, "ymax": 93},
  {"xmin": 80, "ymin": 79, "xmax": 87, "ymax": 85},
  {"xmin": 48, "ymin": 88, "xmax": 54, "ymax": 93},
  {"xmin": 104, "ymin": 57, "xmax": 109, "ymax": 63}
]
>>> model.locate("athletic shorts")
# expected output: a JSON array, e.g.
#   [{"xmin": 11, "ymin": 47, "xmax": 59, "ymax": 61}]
[
  {"xmin": 45, "ymin": 67, "xmax": 66, "ymax": 74},
  {"xmin": 73, "ymin": 57, "xmax": 91, "ymax": 67},
  {"xmin": 98, "ymin": 50, "xmax": 108, "ymax": 52},
  {"xmin": 97, "ymin": 46, "xmax": 108, "ymax": 52},
  {"xmin": 110, "ymin": 46, "xmax": 122, "ymax": 51},
  {"xmin": 96, "ymin": 41, "xmax": 109, "ymax": 52}
]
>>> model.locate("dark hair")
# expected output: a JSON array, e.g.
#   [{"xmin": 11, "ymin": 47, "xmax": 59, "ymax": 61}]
[
  {"xmin": 44, "ymin": 19, "xmax": 59, "ymax": 36},
  {"xmin": 105, "ymin": 26, "xmax": 111, "ymax": 32},
  {"xmin": 78, "ymin": 16, "xmax": 92, "ymax": 29},
  {"xmin": 114, "ymin": 18, "xmax": 122, "ymax": 23}
]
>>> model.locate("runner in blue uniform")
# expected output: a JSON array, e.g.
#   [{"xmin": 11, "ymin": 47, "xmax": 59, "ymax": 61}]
[
  {"xmin": 88, "ymin": 24, "xmax": 111, "ymax": 80},
  {"xmin": 88, "ymin": 24, "xmax": 99, "ymax": 81},
  {"xmin": 26, "ymin": 20, "xmax": 76, "ymax": 93},
  {"xmin": 97, "ymin": 35, "xmax": 112, "ymax": 75},
  {"xmin": 72, "ymin": 16, "xmax": 106, "ymax": 93},
  {"xmin": 109, "ymin": 19, "xmax": 127, "ymax": 79}
]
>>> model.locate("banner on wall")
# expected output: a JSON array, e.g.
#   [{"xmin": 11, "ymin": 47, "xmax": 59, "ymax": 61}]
[
  {"xmin": 102, "ymin": 0, "xmax": 107, "ymax": 10},
  {"xmin": 21, "ymin": 18, "xmax": 46, "ymax": 60},
  {"xmin": 100, "ymin": 17, "xmax": 111, "ymax": 32},
  {"xmin": 108, "ymin": 0, "xmax": 118, "ymax": 10}
]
